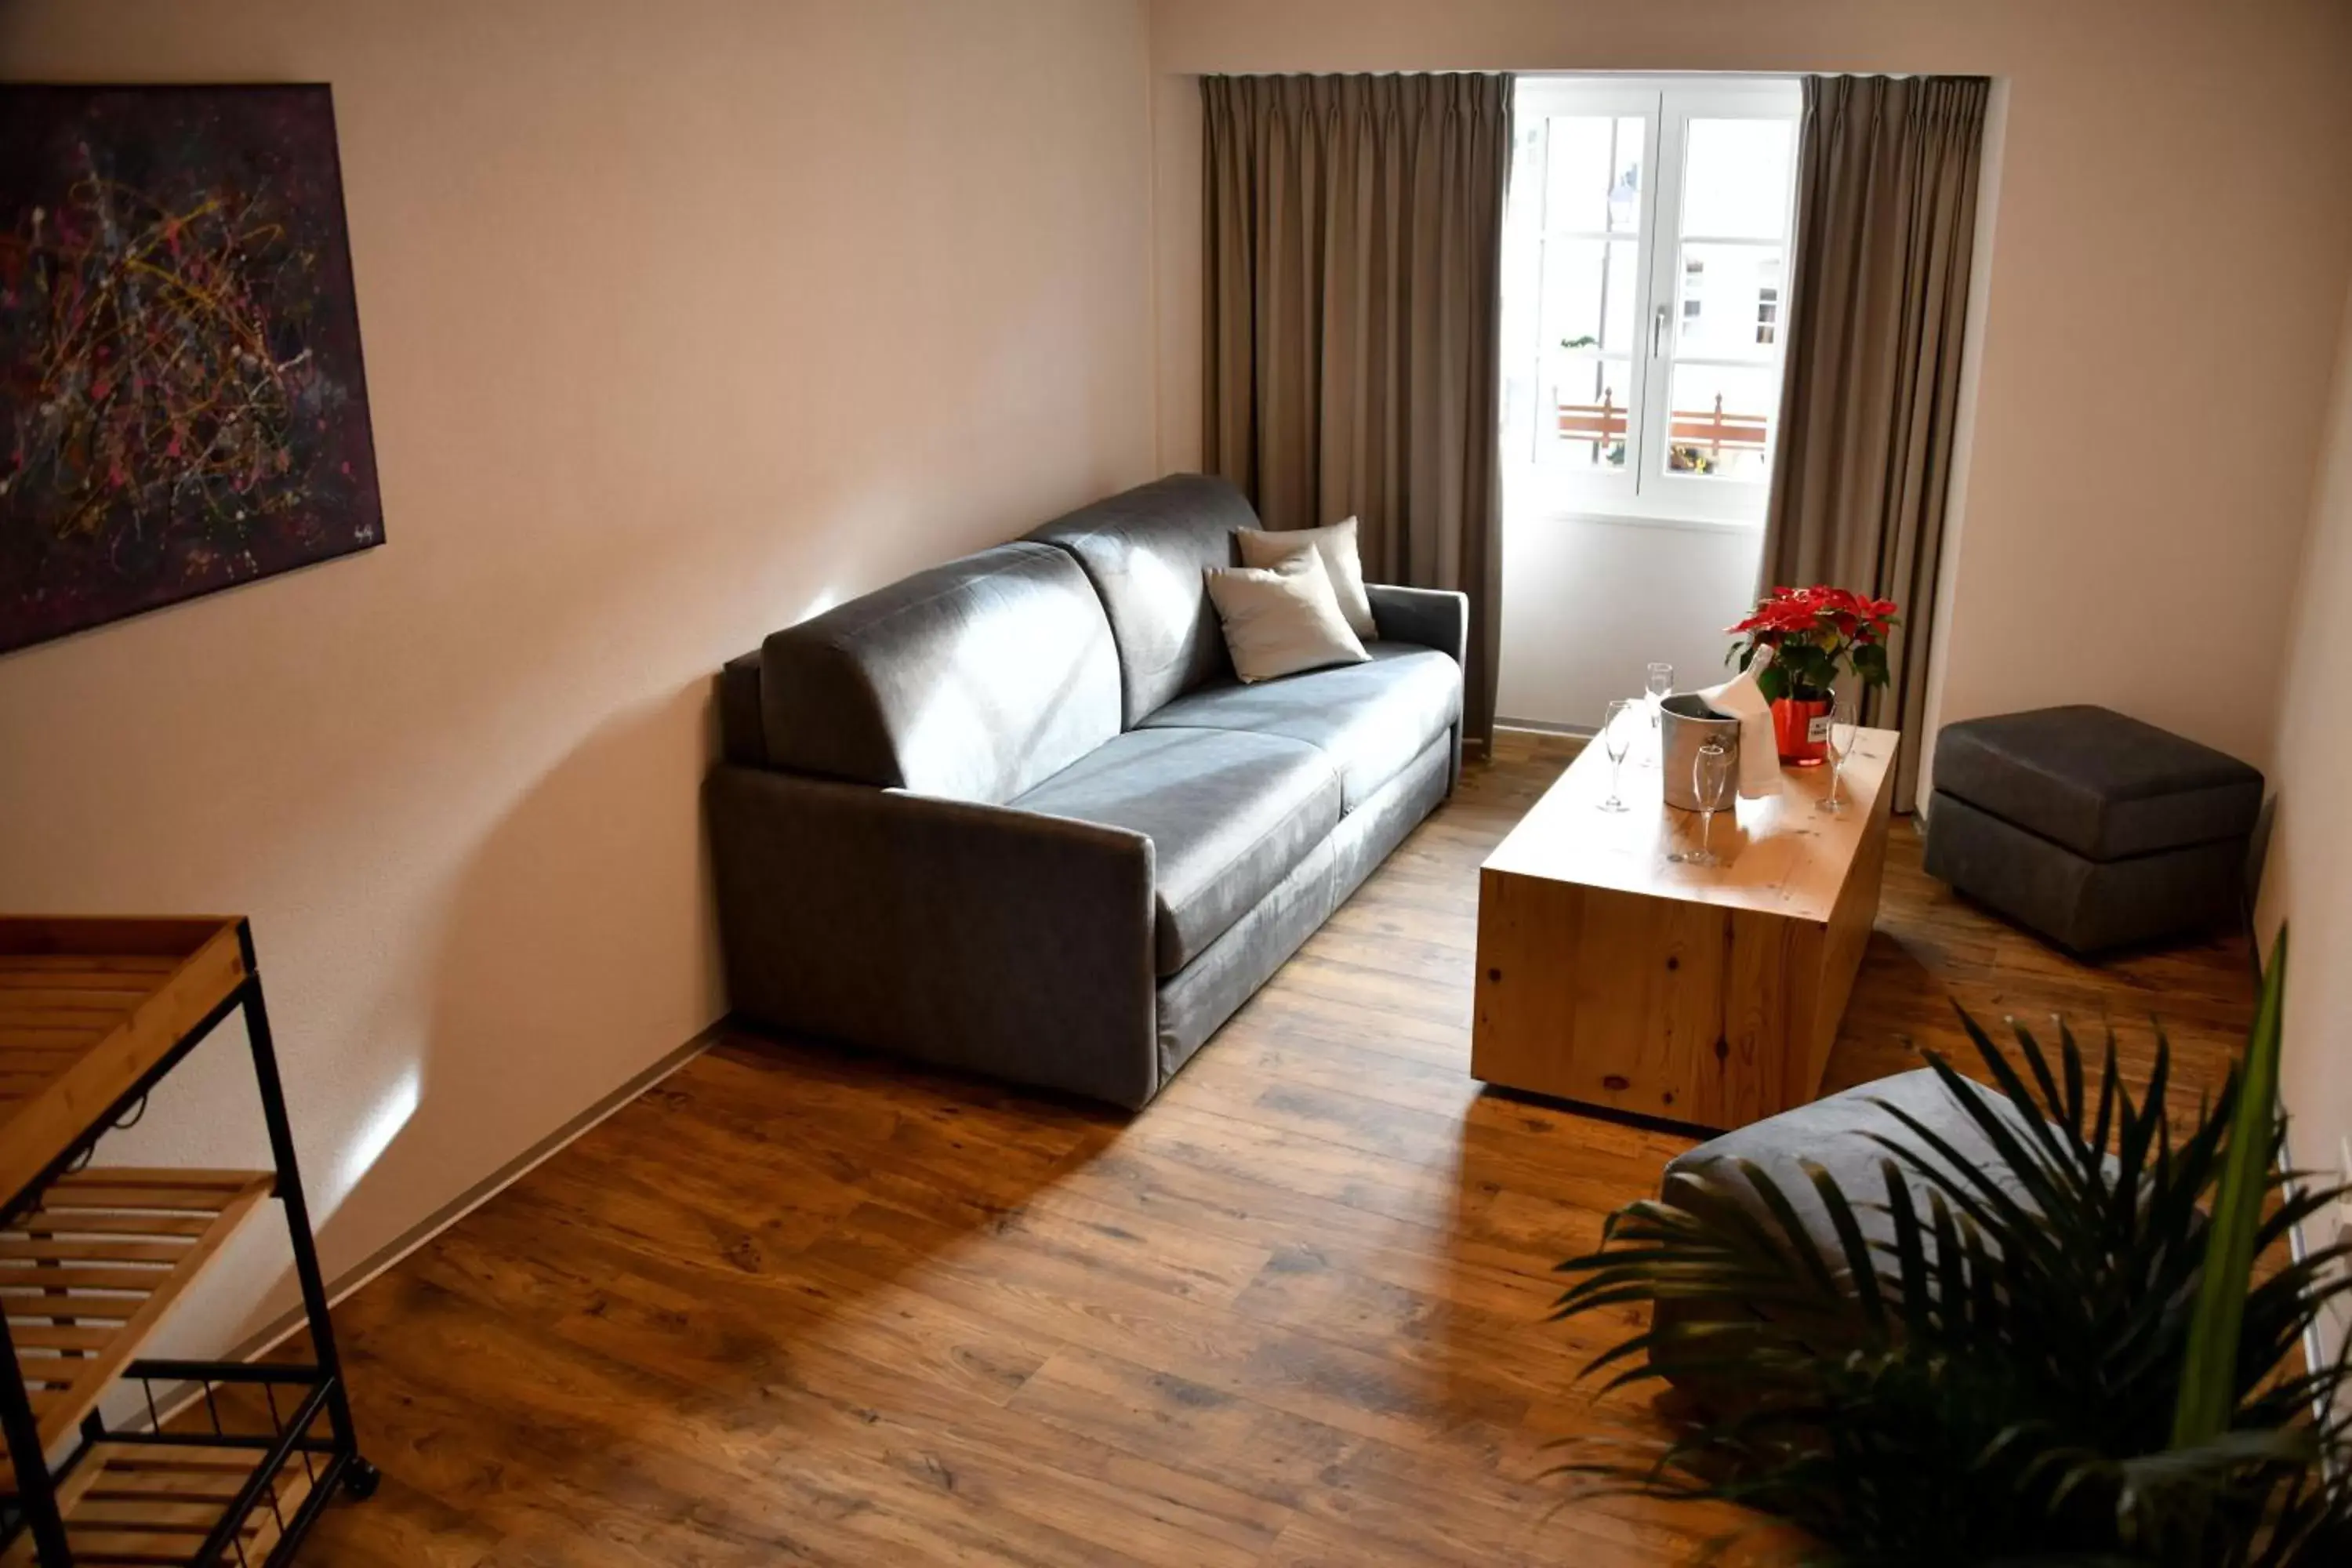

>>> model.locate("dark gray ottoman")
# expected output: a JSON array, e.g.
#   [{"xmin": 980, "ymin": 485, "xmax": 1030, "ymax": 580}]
[
  {"xmin": 1662, "ymin": 1068, "xmax": 2047, "ymax": 1298},
  {"xmin": 1652, "ymin": 1069, "xmax": 2070, "ymax": 1383},
  {"xmin": 1923, "ymin": 705, "xmax": 2260, "ymax": 953}
]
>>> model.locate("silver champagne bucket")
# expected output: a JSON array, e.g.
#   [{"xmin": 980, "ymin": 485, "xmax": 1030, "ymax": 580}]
[{"xmin": 1659, "ymin": 693, "xmax": 1741, "ymax": 812}]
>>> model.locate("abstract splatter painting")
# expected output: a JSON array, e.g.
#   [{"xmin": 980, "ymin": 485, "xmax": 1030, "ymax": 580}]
[{"xmin": 0, "ymin": 85, "xmax": 382, "ymax": 655}]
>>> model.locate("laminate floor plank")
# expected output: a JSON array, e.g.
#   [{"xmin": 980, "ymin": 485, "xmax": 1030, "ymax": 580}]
[{"xmin": 284, "ymin": 732, "xmax": 2252, "ymax": 1565}]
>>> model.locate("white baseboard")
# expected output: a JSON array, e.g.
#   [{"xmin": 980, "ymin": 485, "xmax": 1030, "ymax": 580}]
[{"xmin": 1494, "ymin": 717, "xmax": 1595, "ymax": 739}]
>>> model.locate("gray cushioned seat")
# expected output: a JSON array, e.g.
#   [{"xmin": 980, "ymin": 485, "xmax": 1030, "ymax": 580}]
[
  {"xmin": 1651, "ymin": 1068, "xmax": 2126, "ymax": 1395},
  {"xmin": 1932, "ymin": 705, "xmax": 2262, "ymax": 860},
  {"xmin": 1013, "ymin": 727, "xmax": 1341, "ymax": 976},
  {"xmin": 1924, "ymin": 793, "xmax": 2249, "ymax": 954},
  {"xmin": 1924, "ymin": 705, "xmax": 2261, "ymax": 953},
  {"xmin": 1665, "ymin": 1069, "xmax": 2059, "ymax": 1287},
  {"xmin": 1136, "ymin": 644, "xmax": 1465, "ymax": 812},
  {"xmin": 1653, "ymin": 1069, "xmax": 2169, "ymax": 1411}
]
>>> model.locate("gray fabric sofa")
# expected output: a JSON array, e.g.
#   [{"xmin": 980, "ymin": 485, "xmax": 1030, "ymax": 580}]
[{"xmin": 706, "ymin": 474, "xmax": 1468, "ymax": 1109}]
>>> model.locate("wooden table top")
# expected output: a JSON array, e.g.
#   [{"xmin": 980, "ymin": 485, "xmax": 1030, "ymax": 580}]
[{"xmin": 1480, "ymin": 724, "xmax": 1899, "ymax": 925}]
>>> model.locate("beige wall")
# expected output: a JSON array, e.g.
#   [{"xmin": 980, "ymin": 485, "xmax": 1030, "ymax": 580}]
[
  {"xmin": 2257, "ymin": 277, "xmax": 2352, "ymax": 1373},
  {"xmin": 0, "ymin": 0, "xmax": 1157, "ymax": 1358},
  {"xmin": 1149, "ymin": 0, "xmax": 2352, "ymax": 777}
]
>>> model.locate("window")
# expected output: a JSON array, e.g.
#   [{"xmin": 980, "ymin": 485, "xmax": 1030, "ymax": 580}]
[{"xmin": 1501, "ymin": 77, "xmax": 1800, "ymax": 524}]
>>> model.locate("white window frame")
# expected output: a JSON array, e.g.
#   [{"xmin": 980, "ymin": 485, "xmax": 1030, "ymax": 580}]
[{"xmin": 1502, "ymin": 75, "xmax": 1802, "ymax": 530}]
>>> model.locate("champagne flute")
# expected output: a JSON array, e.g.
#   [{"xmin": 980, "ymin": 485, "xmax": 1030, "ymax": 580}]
[
  {"xmin": 1676, "ymin": 739, "xmax": 1736, "ymax": 866},
  {"xmin": 1640, "ymin": 662, "xmax": 1674, "ymax": 768},
  {"xmin": 1597, "ymin": 699, "xmax": 1635, "ymax": 812},
  {"xmin": 1818, "ymin": 697, "xmax": 1857, "ymax": 815}
]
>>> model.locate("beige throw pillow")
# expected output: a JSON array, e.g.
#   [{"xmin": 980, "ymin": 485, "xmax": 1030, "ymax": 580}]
[
  {"xmin": 1236, "ymin": 517, "xmax": 1378, "ymax": 640},
  {"xmin": 1203, "ymin": 550, "xmax": 1370, "ymax": 684}
]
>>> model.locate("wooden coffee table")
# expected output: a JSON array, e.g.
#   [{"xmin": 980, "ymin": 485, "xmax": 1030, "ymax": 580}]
[{"xmin": 1470, "ymin": 727, "xmax": 1898, "ymax": 1131}]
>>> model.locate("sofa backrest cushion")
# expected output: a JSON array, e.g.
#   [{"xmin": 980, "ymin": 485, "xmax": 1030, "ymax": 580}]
[
  {"xmin": 760, "ymin": 542, "xmax": 1122, "ymax": 804},
  {"xmin": 1025, "ymin": 474, "xmax": 1258, "ymax": 725}
]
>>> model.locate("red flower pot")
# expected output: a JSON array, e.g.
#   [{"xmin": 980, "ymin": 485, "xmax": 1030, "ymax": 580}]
[{"xmin": 1772, "ymin": 696, "xmax": 1832, "ymax": 767}]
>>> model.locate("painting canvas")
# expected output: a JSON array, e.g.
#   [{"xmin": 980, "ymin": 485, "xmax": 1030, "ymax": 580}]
[{"xmin": 0, "ymin": 84, "xmax": 383, "ymax": 656}]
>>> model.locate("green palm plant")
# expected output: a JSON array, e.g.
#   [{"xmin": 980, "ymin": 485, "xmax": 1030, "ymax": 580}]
[{"xmin": 1552, "ymin": 931, "xmax": 2352, "ymax": 1565}]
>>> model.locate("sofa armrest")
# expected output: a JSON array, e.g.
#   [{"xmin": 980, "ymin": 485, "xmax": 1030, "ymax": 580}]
[
  {"xmin": 1367, "ymin": 583, "xmax": 1468, "ymax": 666},
  {"xmin": 706, "ymin": 765, "xmax": 1162, "ymax": 1108},
  {"xmin": 1369, "ymin": 583, "xmax": 1469, "ymax": 793}
]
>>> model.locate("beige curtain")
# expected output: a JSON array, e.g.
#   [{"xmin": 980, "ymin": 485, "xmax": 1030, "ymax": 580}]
[
  {"xmin": 1201, "ymin": 73, "xmax": 1512, "ymax": 753},
  {"xmin": 1761, "ymin": 75, "xmax": 1991, "ymax": 810}
]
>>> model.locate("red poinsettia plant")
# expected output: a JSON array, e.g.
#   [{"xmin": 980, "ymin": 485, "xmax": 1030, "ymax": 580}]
[{"xmin": 1726, "ymin": 585, "xmax": 1900, "ymax": 702}]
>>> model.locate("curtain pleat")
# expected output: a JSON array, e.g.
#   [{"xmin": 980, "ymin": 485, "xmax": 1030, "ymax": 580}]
[
  {"xmin": 1760, "ymin": 74, "xmax": 1991, "ymax": 810},
  {"xmin": 1201, "ymin": 73, "xmax": 1512, "ymax": 751}
]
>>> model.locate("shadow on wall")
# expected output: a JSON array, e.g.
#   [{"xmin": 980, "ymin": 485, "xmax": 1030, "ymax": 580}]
[
  {"xmin": 176, "ymin": 678, "xmax": 727, "ymax": 1358},
  {"xmin": 223, "ymin": 481, "xmax": 1090, "ymax": 1341},
  {"xmin": 329, "ymin": 679, "xmax": 722, "ymax": 1274},
  {"xmin": 108, "ymin": 472, "xmax": 1139, "ymax": 1367},
  {"xmin": 198, "ymin": 474, "xmax": 1143, "ymax": 1363}
]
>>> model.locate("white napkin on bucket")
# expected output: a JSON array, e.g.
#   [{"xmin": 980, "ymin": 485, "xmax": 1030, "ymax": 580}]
[{"xmin": 1697, "ymin": 647, "xmax": 1782, "ymax": 800}]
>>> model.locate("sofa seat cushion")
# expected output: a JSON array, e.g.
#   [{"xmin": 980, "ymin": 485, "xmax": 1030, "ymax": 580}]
[
  {"xmin": 1136, "ymin": 644, "xmax": 1461, "ymax": 812},
  {"xmin": 1012, "ymin": 727, "xmax": 1341, "ymax": 977},
  {"xmin": 1933, "ymin": 705, "xmax": 2263, "ymax": 861}
]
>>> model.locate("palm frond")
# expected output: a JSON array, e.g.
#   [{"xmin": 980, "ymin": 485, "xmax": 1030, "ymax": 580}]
[
  {"xmin": 2176, "ymin": 929, "xmax": 2289, "ymax": 1446},
  {"xmin": 1550, "ymin": 939, "xmax": 2347, "ymax": 1566}
]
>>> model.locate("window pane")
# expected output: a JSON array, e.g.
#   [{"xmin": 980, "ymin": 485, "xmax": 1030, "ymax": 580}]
[
  {"xmin": 1681, "ymin": 118, "xmax": 1792, "ymax": 240},
  {"xmin": 1541, "ymin": 115, "xmax": 1644, "ymax": 234},
  {"xmin": 1672, "ymin": 241, "xmax": 1785, "ymax": 361},
  {"xmin": 1539, "ymin": 237, "xmax": 1639, "ymax": 358},
  {"xmin": 1547, "ymin": 356, "xmax": 1632, "ymax": 469},
  {"xmin": 1664, "ymin": 362, "xmax": 1777, "ymax": 481}
]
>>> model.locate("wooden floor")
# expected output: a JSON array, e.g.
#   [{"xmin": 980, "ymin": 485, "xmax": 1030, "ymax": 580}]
[{"xmin": 290, "ymin": 731, "xmax": 2256, "ymax": 1566}]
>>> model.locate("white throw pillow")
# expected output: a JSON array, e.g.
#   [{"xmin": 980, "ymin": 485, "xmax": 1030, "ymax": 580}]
[
  {"xmin": 1203, "ymin": 550, "xmax": 1370, "ymax": 684},
  {"xmin": 1236, "ymin": 517, "xmax": 1378, "ymax": 640}
]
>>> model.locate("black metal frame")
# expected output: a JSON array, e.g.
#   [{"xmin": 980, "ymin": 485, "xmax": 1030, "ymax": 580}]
[{"xmin": 0, "ymin": 920, "xmax": 375, "ymax": 1565}]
